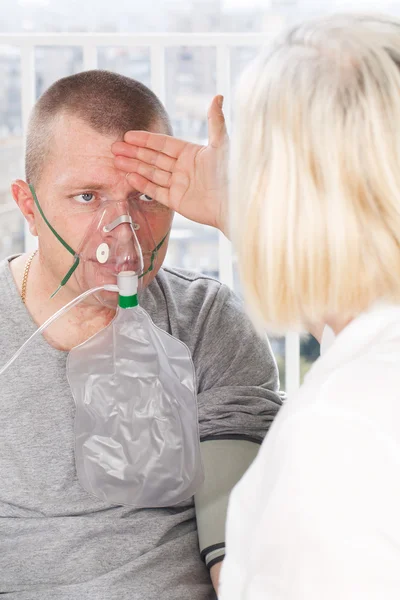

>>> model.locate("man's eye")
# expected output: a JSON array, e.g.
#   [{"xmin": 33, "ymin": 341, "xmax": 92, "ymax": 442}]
[
  {"xmin": 139, "ymin": 193, "xmax": 153, "ymax": 202},
  {"xmin": 74, "ymin": 193, "xmax": 95, "ymax": 204}
]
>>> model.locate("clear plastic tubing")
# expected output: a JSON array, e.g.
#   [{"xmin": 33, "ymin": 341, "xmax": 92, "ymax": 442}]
[{"xmin": 0, "ymin": 284, "xmax": 119, "ymax": 377}]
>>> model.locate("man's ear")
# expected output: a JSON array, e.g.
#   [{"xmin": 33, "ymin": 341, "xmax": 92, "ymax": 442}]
[{"xmin": 11, "ymin": 180, "xmax": 38, "ymax": 237}]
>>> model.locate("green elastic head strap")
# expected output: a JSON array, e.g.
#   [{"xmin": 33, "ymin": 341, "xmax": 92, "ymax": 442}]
[
  {"xmin": 29, "ymin": 184, "xmax": 80, "ymax": 298},
  {"xmin": 139, "ymin": 231, "xmax": 170, "ymax": 280}
]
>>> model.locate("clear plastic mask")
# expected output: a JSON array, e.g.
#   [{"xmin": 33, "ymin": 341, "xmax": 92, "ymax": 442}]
[
  {"xmin": 30, "ymin": 185, "xmax": 168, "ymax": 306},
  {"xmin": 74, "ymin": 197, "xmax": 156, "ymax": 307}
]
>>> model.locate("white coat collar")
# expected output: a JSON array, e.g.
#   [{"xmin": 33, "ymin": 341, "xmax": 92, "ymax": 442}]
[{"xmin": 306, "ymin": 301, "xmax": 400, "ymax": 383}]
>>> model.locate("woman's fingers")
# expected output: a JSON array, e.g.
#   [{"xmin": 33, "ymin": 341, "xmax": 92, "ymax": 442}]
[
  {"xmin": 114, "ymin": 155, "xmax": 172, "ymax": 188},
  {"xmin": 125, "ymin": 172, "xmax": 170, "ymax": 208},
  {"xmin": 208, "ymin": 95, "xmax": 228, "ymax": 149},
  {"xmin": 122, "ymin": 130, "xmax": 189, "ymax": 159},
  {"xmin": 112, "ymin": 141, "xmax": 176, "ymax": 173}
]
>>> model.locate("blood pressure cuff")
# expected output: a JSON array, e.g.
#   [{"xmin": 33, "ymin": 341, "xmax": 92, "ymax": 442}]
[{"xmin": 194, "ymin": 437, "xmax": 261, "ymax": 569}]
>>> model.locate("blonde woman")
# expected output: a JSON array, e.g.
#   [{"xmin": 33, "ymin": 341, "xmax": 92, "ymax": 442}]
[{"xmin": 113, "ymin": 14, "xmax": 400, "ymax": 599}]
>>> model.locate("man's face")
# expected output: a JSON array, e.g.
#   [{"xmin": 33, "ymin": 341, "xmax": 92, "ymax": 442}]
[{"xmin": 33, "ymin": 113, "xmax": 174, "ymax": 302}]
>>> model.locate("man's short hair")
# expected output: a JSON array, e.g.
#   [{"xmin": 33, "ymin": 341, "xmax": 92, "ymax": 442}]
[{"xmin": 26, "ymin": 70, "xmax": 172, "ymax": 185}]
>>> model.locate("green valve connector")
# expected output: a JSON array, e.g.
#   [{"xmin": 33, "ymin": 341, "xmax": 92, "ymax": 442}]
[{"xmin": 119, "ymin": 294, "xmax": 138, "ymax": 309}]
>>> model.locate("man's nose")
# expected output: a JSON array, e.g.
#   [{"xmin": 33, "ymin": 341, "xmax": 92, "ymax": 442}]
[
  {"xmin": 113, "ymin": 221, "xmax": 136, "ymax": 244},
  {"xmin": 104, "ymin": 202, "xmax": 138, "ymax": 242}
]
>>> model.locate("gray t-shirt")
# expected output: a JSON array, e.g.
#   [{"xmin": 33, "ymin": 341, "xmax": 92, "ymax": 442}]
[{"xmin": 0, "ymin": 256, "xmax": 282, "ymax": 600}]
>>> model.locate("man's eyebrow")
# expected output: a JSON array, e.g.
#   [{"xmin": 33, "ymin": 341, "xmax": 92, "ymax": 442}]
[
  {"xmin": 59, "ymin": 182, "xmax": 108, "ymax": 193},
  {"xmin": 58, "ymin": 182, "xmax": 142, "ymax": 198}
]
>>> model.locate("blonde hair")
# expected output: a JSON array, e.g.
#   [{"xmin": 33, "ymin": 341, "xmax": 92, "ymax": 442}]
[{"xmin": 231, "ymin": 14, "xmax": 400, "ymax": 333}]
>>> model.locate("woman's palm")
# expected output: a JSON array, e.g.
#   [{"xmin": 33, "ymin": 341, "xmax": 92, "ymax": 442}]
[{"xmin": 113, "ymin": 95, "xmax": 229, "ymax": 232}]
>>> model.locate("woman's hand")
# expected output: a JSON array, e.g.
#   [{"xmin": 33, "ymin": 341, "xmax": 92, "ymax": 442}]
[{"xmin": 112, "ymin": 95, "xmax": 230, "ymax": 236}]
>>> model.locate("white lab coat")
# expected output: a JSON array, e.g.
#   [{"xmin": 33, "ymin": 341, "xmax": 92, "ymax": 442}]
[{"xmin": 219, "ymin": 302, "xmax": 400, "ymax": 600}]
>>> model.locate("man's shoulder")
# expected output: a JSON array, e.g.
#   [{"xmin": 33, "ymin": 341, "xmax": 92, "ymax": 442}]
[
  {"xmin": 152, "ymin": 265, "xmax": 244, "ymax": 328},
  {"xmin": 158, "ymin": 265, "xmax": 222, "ymax": 289},
  {"xmin": 0, "ymin": 255, "xmax": 16, "ymax": 294},
  {"xmin": 156, "ymin": 265, "xmax": 226, "ymax": 304},
  {"xmin": 0, "ymin": 256, "xmax": 23, "ymax": 335},
  {"xmin": 0, "ymin": 255, "xmax": 12, "ymax": 273}
]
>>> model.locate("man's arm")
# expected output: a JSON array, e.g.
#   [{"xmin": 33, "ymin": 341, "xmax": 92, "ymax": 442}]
[
  {"xmin": 210, "ymin": 562, "xmax": 223, "ymax": 596},
  {"xmin": 193, "ymin": 283, "xmax": 284, "ymax": 591},
  {"xmin": 195, "ymin": 437, "xmax": 262, "ymax": 593}
]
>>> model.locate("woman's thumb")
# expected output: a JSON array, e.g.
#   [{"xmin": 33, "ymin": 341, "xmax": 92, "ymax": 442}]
[{"xmin": 208, "ymin": 95, "xmax": 228, "ymax": 148}]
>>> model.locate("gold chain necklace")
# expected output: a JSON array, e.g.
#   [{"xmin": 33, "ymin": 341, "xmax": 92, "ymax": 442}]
[{"xmin": 21, "ymin": 249, "xmax": 38, "ymax": 304}]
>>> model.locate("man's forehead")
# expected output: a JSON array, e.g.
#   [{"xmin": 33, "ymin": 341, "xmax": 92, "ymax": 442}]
[
  {"xmin": 52, "ymin": 114, "xmax": 120, "ymax": 154},
  {"xmin": 43, "ymin": 115, "xmax": 119, "ymax": 189},
  {"xmin": 53, "ymin": 112, "xmax": 165, "ymax": 148},
  {"xmin": 43, "ymin": 113, "xmax": 165, "ymax": 194}
]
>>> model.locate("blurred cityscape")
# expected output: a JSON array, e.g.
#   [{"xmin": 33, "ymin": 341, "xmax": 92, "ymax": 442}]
[{"xmin": 2, "ymin": 0, "xmax": 396, "ymax": 383}]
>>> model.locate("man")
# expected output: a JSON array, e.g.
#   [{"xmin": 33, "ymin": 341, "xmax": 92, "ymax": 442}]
[{"xmin": 0, "ymin": 70, "xmax": 283, "ymax": 599}]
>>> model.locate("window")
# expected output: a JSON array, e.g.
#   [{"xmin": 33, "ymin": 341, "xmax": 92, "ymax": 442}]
[{"xmin": 4, "ymin": 0, "xmax": 392, "ymax": 390}]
